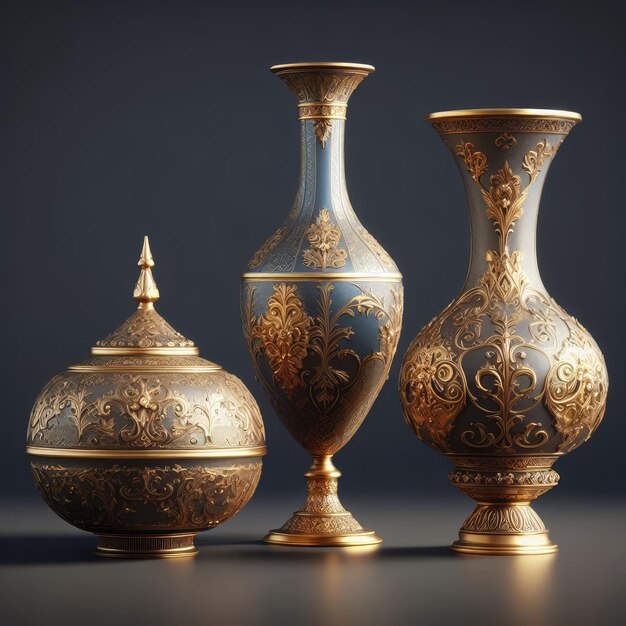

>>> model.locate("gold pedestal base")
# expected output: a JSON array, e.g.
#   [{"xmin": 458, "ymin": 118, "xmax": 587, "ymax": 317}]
[
  {"xmin": 449, "ymin": 456, "xmax": 561, "ymax": 556},
  {"xmin": 452, "ymin": 529, "xmax": 558, "ymax": 556},
  {"xmin": 452, "ymin": 501, "xmax": 558, "ymax": 556},
  {"xmin": 95, "ymin": 533, "xmax": 199, "ymax": 559},
  {"xmin": 265, "ymin": 528, "xmax": 382, "ymax": 547},
  {"xmin": 264, "ymin": 455, "xmax": 382, "ymax": 548}
]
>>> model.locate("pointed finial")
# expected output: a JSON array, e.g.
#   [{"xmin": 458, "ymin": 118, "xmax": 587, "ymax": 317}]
[{"xmin": 133, "ymin": 236, "xmax": 160, "ymax": 306}]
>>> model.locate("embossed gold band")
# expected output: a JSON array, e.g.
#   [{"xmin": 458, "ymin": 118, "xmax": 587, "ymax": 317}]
[
  {"xmin": 91, "ymin": 347, "xmax": 200, "ymax": 356},
  {"xmin": 241, "ymin": 272, "xmax": 403, "ymax": 282},
  {"xmin": 68, "ymin": 365, "xmax": 222, "ymax": 373},
  {"xmin": 26, "ymin": 445, "xmax": 267, "ymax": 459},
  {"xmin": 298, "ymin": 102, "xmax": 347, "ymax": 120}
]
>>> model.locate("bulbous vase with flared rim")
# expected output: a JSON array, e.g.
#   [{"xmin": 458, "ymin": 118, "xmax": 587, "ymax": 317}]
[
  {"xmin": 241, "ymin": 62, "xmax": 403, "ymax": 547},
  {"xmin": 399, "ymin": 108, "xmax": 608, "ymax": 556}
]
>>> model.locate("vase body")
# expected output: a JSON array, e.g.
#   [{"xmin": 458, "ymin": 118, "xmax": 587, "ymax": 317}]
[
  {"xmin": 241, "ymin": 62, "xmax": 403, "ymax": 546},
  {"xmin": 28, "ymin": 239, "xmax": 266, "ymax": 558},
  {"xmin": 399, "ymin": 109, "xmax": 608, "ymax": 555}
]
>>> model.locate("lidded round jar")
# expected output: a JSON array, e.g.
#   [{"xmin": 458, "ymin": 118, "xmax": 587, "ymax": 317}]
[{"xmin": 27, "ymin": 238, "xmax": 266, "ymax": 558}]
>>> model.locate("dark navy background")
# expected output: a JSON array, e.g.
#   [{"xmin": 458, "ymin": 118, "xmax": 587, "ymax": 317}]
[{"xmin": 1, "ymin": 0, "xmax": 623, "ymax": 502}]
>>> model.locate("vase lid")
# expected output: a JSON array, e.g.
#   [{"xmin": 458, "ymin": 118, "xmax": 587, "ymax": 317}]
[{"xmin": 91, "ymin": 237, "xmax": 202, "ymax": 358}]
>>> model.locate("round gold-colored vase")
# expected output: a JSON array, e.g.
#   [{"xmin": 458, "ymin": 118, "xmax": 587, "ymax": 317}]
[
  {"xmin": 241, "ymin": 62, "xmax": 403, "ymax": 546},
  {"xmin": 27, "ymin": 238, "xmax": 266, "ymax": 558},
  {"xmin": 399, "ymin": 109, "xmax": 608, "ymax": 555}
]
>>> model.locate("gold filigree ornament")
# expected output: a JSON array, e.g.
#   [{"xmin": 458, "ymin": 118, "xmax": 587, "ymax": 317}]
[
  {"xmin": 400, "ymin": 109, "xmax": 608, "ymax": 555},
  {"xmin": 27, "ymin": 237, "xmax": 266, "ymax": 558},
  {"xmin": 302, "ymin": 208, "xmax": 347, "ymax": 269},
  {"xmin": 242, "ymin": 280, "xmax": 402, "ymax": 546},
  {"xmin": 241, "ymin": 61, "xmax": 402, "ymax": 547}
]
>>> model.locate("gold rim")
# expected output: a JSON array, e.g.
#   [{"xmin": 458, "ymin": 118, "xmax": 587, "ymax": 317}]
[
  {"xmin": 242, "ymin": 272, "xmax": 402, "ymax": 282},
  {"xmin": 264, "ymin": 530, "xmax": 383, "ymax": 547},
  {"xmin": 271, "ymin": 62, "xmax": 375, "ymax": 74},
  {"xmin": 426, "ymin": 108, "xmax": 582, "ymax": 122},
  {"xmin": 91, "ymin": 347, "xmax": 200, "ymax": 356},
  {"xmin": 68, "ymin": 365, "xmax": 222, "ymax": 373},
  {"xmin": 26, "ymin": 445, "xmax": 267, "ymax": 459}
]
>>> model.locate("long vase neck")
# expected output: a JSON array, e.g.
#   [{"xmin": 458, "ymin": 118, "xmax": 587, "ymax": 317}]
[
  {"xmin": 429, "ymin": 111, "xmax": 581, "ymax": 293},
  {"xmin": 273, "ymin": 62, "xmax": 374, "ymax": 222},
  {"xmin": 296, "ymin": 117, "xmax": 349, "ymax": 215}
]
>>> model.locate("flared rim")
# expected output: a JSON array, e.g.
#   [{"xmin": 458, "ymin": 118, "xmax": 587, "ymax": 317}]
[
  {"xmin": 270, "ymin": 62, "xmax": 375, "ymax": 74},
  {"xmin": 426, "ymin": 108, "xmax": 582, "ymax": 123}
]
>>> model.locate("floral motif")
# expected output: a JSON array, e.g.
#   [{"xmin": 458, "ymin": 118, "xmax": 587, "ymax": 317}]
[
  {"xmin": 248, "ymin": 284, "xmax": 312, "ymax": 394},
  {"xmin": 313, "ymin": 119, "xmax": 333, "ymax": 148},
  {"xmin": 400, "ymin": 138, "xmax": 608, "ymax": 454},
  {"xmin": 455, "ymin": 140, "xmax": 488, "ymax": 182},
  {"xmin": 28, "ymin": 371, "xmax": 265, "ymax": 449},
  {"xmin": 302, "ymin": 208, "xmax": 347, "ymax": 269},
  {"xmin": 480, "ymin": 162, "xmax": 527, "ymax": 251},
  {"xmin": 522, "ymin": 139, "xmax": 556, "ymax": 182},
  {"xmin": 31, "ymin": 461, "xmax": 262, "ymax": 530}
]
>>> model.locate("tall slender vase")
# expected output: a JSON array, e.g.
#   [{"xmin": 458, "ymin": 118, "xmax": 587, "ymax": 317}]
[
  {"xmin": 399, "ymin": 109, "xmax": 608, "ymax": 555},
  {"xmin": 241, "ymin": 62, "xmax": 403, "ymax": 546}
]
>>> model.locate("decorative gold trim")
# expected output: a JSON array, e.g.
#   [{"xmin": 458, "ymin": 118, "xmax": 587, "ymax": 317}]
[
  {"xmin": 241, "ymin": 272, "xmax": 402, "ymax": 282},
  {"xmin": 95, "ymin": 533, "xmax": 198, "ymax": 559},
  {"xmin": 26, "ymin": 445, "xmax": 267, "ymax": 459},
  {"xmin": 91, "ymin": 347, "xmax": 200, "ymax": 356},
  {"xmin": 427, "ymin": 108, "xmax": 581, "ymax": 121},
  {"xmin": 271, "ymin": 62, "xmax": 375, "ymax": 74},
  {"xmin": 298, "ymin": 103, "xmax": 348, "ymax": 120},
  {"xmin": 68, "ymin": 364, "xmax": 222, "ymax": 373},
  {"xmin": 264, "ymin": 530, "xmax": 382, "ymax": 547}
]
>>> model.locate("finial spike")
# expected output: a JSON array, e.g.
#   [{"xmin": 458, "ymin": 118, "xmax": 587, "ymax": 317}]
[{"xmin": 133, "ymin": 236, "xmax": 160, "ymax": 305}]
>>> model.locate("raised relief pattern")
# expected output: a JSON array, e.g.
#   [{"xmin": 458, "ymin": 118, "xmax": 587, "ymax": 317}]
[
  {"xmin": 28, "ymin": 371, "xmax": 265, "ymax": 449},
  {"xmin": 400, "ymin": 138, "xmax": 607, "ymax": 453},
  {"xmin": 302, "ymin": 208, "xmax": 347, "ymax": 269},
  {"xmin": 31, "ymin": 461, "xmax": 262, "ymax": 530}
]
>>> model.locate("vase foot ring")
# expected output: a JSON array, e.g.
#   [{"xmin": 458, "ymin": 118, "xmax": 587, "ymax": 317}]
[
  {"xmin": 95, "ymin": 533, "xmax": 199, "ymax": 558},
  {"xmin": 263, "ymin": 529, "xmax": 382, "ymax": 547},
  {"xmin": 452, "ymin": 530, "xmax": 558, "ymax": 556}
]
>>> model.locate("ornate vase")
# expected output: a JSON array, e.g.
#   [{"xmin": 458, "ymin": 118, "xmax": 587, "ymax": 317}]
[
  {"xmin": 241, "ymin": 62, "xmax": 403, "ymax": 546},
  {"xmin": 27, "ymin": 238, "xmax": 266, "ymax": 558},
  {"xmin": 399, "ymin": 109, "xmax": 608, "ymax": 555}
]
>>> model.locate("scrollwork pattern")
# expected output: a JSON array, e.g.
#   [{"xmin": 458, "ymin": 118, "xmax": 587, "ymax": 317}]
[
  {"xmin": 96, "ymin": 307, "xmax": 194, "ymax": 349},
  {"xmin": 31, "ymin": 461, "xmax": 262, "ymax": 530},
  {"xmin": 243, "ymin": 281, "xmax": 402, "ymax": 454},
  {"xmin": 302, "ymin": 208, "xmax": 347, "ymax": 269},
  {"xmin": 400, "ymin": 137, "xmax": 607, "ymax": 454},
  {"xmin": 28, "ymin": 370, "xmax": 265, "ymax": 450}
]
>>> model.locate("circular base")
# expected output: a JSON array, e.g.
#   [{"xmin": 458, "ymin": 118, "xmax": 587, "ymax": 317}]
[
  {"xmin": 452, "ymin": 530, "xmax": 558, "ymax": 556},
  {"xmin": 264, "ymin": 529, "xmax": 382, "ymax": 547},
  {"xmin": 95, "ymin": 533, "xmax": 199, "ymax": 559}
]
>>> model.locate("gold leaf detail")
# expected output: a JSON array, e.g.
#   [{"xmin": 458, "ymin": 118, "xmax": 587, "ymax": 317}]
[
  {"xmin": 455, "ymin": 140, "xmax": 488, "ymax": 182},
  {"xmin": 302, "ymin": 208, "xmax": 347, "ymax": 269},
  {"xmin": 480, "ymin": 161, "xmax": 527, "ymax": 251},
  {"xmin": 251, "ymin": 284, "xmax": 312, "ymax": 395},
  {"xmin": 313, "ymin": 119, "xmax": 333, "ymax": 148},
  {"xmin": 522, "ymin": 139, "xmax": 555, "ymax": 182}
]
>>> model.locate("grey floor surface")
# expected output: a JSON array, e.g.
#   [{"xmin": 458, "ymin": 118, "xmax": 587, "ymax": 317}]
[{"xmin": 0, "ymin": 497, "xmax": 624, "ymax": 626}]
